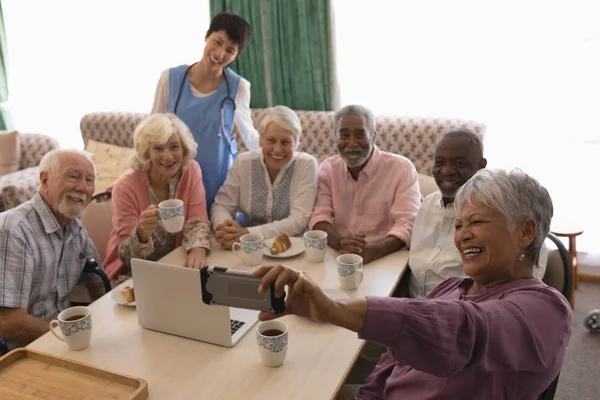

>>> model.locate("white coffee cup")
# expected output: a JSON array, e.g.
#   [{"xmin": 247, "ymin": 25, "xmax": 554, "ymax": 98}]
[
  {"xmin": 158, "ymin": 199, "xmax": 185, "ymax": 233},
  {"xmin": 304, "ymin": 230, "xmax": 328, "ymax": 263},
  {"xmin": 256, "ymin": 320, "xmax": 289, "ymax": 367},
  {"xmin": 336, "ymin": 254, "xmax": 364, "ymax": 290},
  {"xmin": 232, "ymin": 233, "xmax": 264, "ymax": 266},
  {"xmin": 49, "ymin": 306, "xmax": 92, "ymax": 351}
]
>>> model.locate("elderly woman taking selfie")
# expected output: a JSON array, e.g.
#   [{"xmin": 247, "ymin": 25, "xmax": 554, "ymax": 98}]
[
  {"xmin": 211, "ymin": 105, "xmax": 318, "ymax": 248},
  {"xmin": 104, "ymin": 114, "xmax": 211, "ymax": 280},
  {"xmin": 254, "ymin": 169, "xmax": 572, "ymax": 399}
]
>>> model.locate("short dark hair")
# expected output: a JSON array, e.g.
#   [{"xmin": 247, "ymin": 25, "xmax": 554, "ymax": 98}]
[{"xmin": 206, "ymin": 12, "xmax": 252, "ymax": 53}]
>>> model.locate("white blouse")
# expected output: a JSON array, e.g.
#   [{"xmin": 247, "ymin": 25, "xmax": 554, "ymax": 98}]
[
  {"xmin": 211, "ymin": 150, "xmax": 318, "ymax": 239},
  {"xmin": 151, "ymin": 68, "xmax": 260, "ymax": 151}
]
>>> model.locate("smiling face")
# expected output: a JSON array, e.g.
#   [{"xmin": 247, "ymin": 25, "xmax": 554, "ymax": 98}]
[
  {"xmin": 337, "ymin": 114, "xmax": 374, "ymax": 168},
  {"xmin": 432, "ymin": 134, "xmax": 486, "ymax": 202},
  {"xmin": 202, "ymin": 30, "xmax": 239, "ymax": 71},
  {"xmin": 454, "ymin": 198, "xmax": 531, "ymax": 285},
  {"xmin": 147, "ymin": 134, "xmax": 184, "ymax": 180},
  {"xmin": 261, "ymin": 122, "xmax": 295, "ymax": 172},
  {"xmin": 40, "ymin": 153, "xmax": 95, "ymax": 222}
]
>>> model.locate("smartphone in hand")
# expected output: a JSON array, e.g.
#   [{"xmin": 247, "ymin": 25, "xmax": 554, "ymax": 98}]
[{"xmin": 200, "ymin": 266, "xmax": 286, "ymax": 314}]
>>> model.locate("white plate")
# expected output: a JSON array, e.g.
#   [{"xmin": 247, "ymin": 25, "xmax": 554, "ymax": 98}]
[
  {"xmin": 263, "ymin": 236, "xmax": 305, "ymax": 258},
  {"xmin": 110, "ymin": 282, "xmax": 136, "ymax": 307}
]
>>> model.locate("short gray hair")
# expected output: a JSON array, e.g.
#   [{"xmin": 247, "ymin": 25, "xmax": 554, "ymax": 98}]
[
  {"xmin": 454, "ymin": 169, "xmax": 553, "ymax": 265},
  {"xmin": 39, "ymin": 149, "xmax": 96, "ymax": 176},
  {"xmin": 258, "ymin": 106, "xmax": 302, "ymax": 149},
  {"xmin": 131, "ymin": 113, "xmax": 198, "ymax": 172},
  {"xmin": 440, "ymin": 128, "xmax": 484, "ymax": 158},
  {"xmin": 333, "ymin": 105, "xmax": 377, "ymax": 136}
]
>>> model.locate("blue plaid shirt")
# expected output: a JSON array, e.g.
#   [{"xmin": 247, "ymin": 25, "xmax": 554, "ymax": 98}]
[{"xmin": 0, "ymin": 193, "xmax": 100, "ymax": 348}]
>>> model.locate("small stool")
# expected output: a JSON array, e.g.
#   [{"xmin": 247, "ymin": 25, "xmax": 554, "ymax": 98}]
[{"xmin": 550, "ymin": 228, "xmax": 584, "ymax": 308}]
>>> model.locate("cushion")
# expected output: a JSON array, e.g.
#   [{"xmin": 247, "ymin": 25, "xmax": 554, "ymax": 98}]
[
  {"xmin": 84, "ymin": 140, "xmax": 134, "ymax": 193},
  {"xmin": 418, "ymin": 173, "xmax": 438, "ymax": 198},
  {"xmin": 0, "ymin": 131, "xmax": 20, "ymax": 176}
]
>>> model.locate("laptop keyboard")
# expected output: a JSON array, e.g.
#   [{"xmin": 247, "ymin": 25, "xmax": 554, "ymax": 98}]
[{"xmin": 230, "ymin": 319, "xmax": 245, "ymax": 335}]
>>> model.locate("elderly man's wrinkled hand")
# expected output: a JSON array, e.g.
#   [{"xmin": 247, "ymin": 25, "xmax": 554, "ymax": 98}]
[
  {"xmin": 339, "ymin": 234, "xmax": 367, "ymax": 256},
  {"xmin": 252, "ymin": 265, "xmax": 337, "ymax": 323},
  {"xmin": 214, "ymin": 219, "xmax": 248, "ymax": 249}
]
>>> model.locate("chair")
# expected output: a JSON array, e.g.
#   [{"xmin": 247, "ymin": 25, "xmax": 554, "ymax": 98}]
[
  {"xmin": 0, "ymin": 258, "xmax": 111, "ymax": 356},
  {"xmin": 536, "ymin": 233, "xmax": 573, "ymax": 400},
  {"xmin": 80, "ymin": 191, "xmax": 113, "ymax": 263},
  {"xmin": 0, "ymin": 133, "xmax": 60, "ymax": 210},
  {"xmin": 0, "ymin": 338, "xmax": 8, "ymax": 356},
  {"xmin": 539, "ymin": 375, "xmax": 560, "ymax": 400},
  {"xmin": 543, "ymin": 232, "xmax": 573, "ymax": 302}
]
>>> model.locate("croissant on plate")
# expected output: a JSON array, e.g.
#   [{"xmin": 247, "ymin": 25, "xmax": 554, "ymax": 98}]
[{"xmin": 271, "ymin": 234, "xmax": 292, "ymax": 254}]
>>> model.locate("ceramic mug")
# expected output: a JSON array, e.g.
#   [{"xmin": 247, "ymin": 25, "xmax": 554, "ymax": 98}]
[
  {"xmin": 49, "ymin": 306, "xmax": 92, "ymax": 351},
  {"xmin": 256, "ymin": 320, "xmax": 289, "ymax": 367},
  {"xmin": 336, "ymin": 254, "xmax": 364, "ymax": 290},
  {"xmin": 232, "ymin": 233, "xmax": 264, "ymax": 266},
  {"xmin": 303, "ymin": 230, "xmax": 328, "ymax": 263},
  {"xmin": 158, "ymin": 199, "xmax": 185, "ymax": 233}
]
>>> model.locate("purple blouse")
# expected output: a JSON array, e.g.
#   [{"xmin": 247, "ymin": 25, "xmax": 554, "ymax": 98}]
[{"xmin": 357, "ymin": 277, "xmax": 572, "ymax": 400}]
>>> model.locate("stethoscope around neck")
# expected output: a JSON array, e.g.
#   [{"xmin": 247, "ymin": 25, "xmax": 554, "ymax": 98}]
[{"xmin": 172, "ymin": 62, "xmax": 237, "ymax": 145}]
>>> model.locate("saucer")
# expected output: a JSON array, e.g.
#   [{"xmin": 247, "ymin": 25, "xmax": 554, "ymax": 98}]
[
  {"xmin": 263, "ymin": 236, "xmax": 305, "ymax": 258},
  {"xmin": 110, "ymin": 282, "xmax": 136, "ymax": 307}
]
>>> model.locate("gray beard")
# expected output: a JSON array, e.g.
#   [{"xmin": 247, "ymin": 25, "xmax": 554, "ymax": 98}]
[
  {"xmin": 58, "ymin": 198, "xmax": 86, "ymax": 219},
  {"xmin": 340, "ymin": 147, "xmax": 372, "ymax": 168}
]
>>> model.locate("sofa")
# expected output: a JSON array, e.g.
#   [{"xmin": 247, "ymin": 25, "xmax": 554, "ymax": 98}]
[
  {"xmin": 0, "ymin": 133, "xmax": 60, "ymax": 211},
  {"xmin": 80, "ymin": 110, "xmax": 486, "ymax": 197}
]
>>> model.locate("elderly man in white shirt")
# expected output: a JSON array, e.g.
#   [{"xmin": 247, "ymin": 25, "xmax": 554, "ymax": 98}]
[
  {"xmin": 408, "ymin": 129, "xmax": 548, "ymax": 298},
  {"xmin": 211, "ymin": 106, "xmax": 318, "ymax": 248},
  {"xmin": 408, "ymin": 128, "xmax": 487, "ymax": 298}
]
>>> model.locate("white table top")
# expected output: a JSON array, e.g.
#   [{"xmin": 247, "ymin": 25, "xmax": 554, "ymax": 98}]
[{"xmin": 28, "ymin": 238, "xmax": 408, "ymax": 400}]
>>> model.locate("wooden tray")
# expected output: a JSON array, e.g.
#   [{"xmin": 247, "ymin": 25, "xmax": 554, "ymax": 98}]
[{"xmin": 0, "ymin": 348, "xmax": 148, "ymax": 399}]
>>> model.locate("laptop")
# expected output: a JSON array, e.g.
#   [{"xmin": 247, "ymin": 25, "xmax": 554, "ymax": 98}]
[{"xmin": 130, "ymin": 258, "xmax": 259, "ymax": 347}]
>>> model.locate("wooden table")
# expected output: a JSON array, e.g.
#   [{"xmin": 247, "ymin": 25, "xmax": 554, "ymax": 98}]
[{"xmin": 28, "ymin": 238, "xmax": 408, "ymax": 400}]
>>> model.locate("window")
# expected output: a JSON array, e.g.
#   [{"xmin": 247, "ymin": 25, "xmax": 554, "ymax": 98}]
[
  {"xmin": 3, "ymin": 0, "xmax": 210, "ymax": 148},
  {"xmin": 334, "ymin": 0, "xmax": 600, "ymax": 251}
]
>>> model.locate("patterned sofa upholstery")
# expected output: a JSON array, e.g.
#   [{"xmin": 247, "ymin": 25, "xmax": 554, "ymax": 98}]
[
  {"xmin": 80, "ymin": 110, "xmax": 486, "ymax": 176},
  {"xmin": 0, "ymin": 133, "xmax": 60, "ymax": 211}
]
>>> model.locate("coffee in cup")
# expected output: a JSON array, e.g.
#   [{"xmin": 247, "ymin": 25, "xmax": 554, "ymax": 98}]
[
  {"xmin": 256, "ymin": 320, "xmax": 289, "ymax": 367},
  {"xmin": 49, "ymin": 306, "xmax": 92, "ymax": 351}
]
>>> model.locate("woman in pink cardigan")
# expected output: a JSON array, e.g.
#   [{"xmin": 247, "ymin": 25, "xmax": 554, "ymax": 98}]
[{"xmin": 104, "ymin": 114, "xmax": 211, "ymax": 280}]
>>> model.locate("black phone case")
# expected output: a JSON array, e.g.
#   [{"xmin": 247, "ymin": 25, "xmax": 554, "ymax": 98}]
[{"xmin": 200, "ymin": 266, "xmax": 286, "ymax": 314}]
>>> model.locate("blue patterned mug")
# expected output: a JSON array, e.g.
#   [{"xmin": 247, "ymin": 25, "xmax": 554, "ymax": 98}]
[
  {"xmin": 304, "ymin": 230, "xmax": 328, "ymax": 262},
  {"xmin": 49, "ymin": 306, "xmax": 92, "ymax": 350},
  {"xmin": 336, "ymin": 254, "xmax": 364, "ymax": 290},
  {"xmin": 158, "ymin": 199, "xmax": 185, "ymax": 233},
  {"xmin": 256, "ymin": 320, "xmax": 289, "ymax": 367},
  {"xmin": 232, "ymin": 233, "xmax": 264, "ymax": 266}
]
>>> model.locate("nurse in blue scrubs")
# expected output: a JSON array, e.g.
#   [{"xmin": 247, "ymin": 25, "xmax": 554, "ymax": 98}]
[{"xmin": 151, "ymin": 12, "xmax": 260, "ymax": 211}]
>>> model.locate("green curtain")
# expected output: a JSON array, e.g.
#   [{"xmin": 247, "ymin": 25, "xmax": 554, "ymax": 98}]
[
  {"xmin": 0, "ymin": 1, "xmax": 12, "ymax": 130},
  {"xmin": 210, "ymin": 0, "xmax": 268, "ymax": 108},
  {"xmin": 210, "ymin": 0, "xmax": 334, "ymax": 111}
]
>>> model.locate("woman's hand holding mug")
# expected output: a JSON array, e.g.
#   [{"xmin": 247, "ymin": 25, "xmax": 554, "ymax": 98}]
[{"xmin": 137, "ymin": 205, "xmax": 159, "ymax": 243}]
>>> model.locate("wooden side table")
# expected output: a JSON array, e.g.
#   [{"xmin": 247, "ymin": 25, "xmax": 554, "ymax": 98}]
[{"xmin": 550, "ymin": 229, "xmax": 584, "ymax": 308}]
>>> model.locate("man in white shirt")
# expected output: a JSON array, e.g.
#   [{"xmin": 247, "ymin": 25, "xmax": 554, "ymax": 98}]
[{"xmin": 408, "ymin": 128, "xmax": 487, "ymax": 298}]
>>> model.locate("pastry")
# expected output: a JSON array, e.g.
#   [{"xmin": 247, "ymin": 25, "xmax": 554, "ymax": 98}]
[
  {"xmin": 271, "ymin": 234, "xmax": 292, "ymax": 254},
  {"xmin": 122, "ymin": 286, "xmax": 135, "ymax": 303}
]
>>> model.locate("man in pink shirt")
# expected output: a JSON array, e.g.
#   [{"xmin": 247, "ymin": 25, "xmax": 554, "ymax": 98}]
[{"xmin": 309, "ymin": 105, "xmax": 421, "ymax": 264}]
